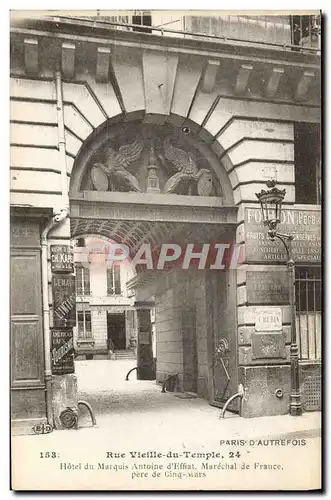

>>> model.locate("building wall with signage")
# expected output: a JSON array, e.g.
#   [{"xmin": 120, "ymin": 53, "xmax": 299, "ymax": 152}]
[{"xmin": 236, "ymin": 204, "xmax": 321, "ymax": 416}]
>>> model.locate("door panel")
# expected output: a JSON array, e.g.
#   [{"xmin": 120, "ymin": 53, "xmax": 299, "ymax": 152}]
[
  {"xmin": 208, "ymin": 270, "xmax": 238, "ymax": 411},
  {"xmin": 11, "ymin": 317, "xmax": 44, "ymax": 386},
  {"xmin": 11, "ymin": 250, "xmax": 44, "ymax": 387},
  {"xmin": 10, "ymin": 244, "xmax": 45, "ymax": 421},
  {"xmin": 11, "ymin": 253, "xmax": 42, "ymax": 315}
]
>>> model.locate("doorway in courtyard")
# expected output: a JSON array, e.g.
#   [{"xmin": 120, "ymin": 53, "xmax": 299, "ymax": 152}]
[
  {"xmin": 69, "ymin": 116, "xmax": 238, "ymax": 411},
  {"xmin": 107, "ymin": 313, "xmax": 126, "ymax": 351}
]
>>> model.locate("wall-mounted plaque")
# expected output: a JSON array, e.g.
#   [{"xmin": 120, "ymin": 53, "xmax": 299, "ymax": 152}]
[
  {"xmin": 51, "ymin": 245, "xmax": 74, "ymax": 273},
  {"xmin": 246, "ymin": 271, "xmax": 289, "ymax": 305},
  {"xmin": 52, "ymin": 274, "xmax": 76, "ymax": 328},
  {"xmin": 244, "ymin": 207, "xmax": 321, "ymax": 264},
  {"xmin": 10, "ymin": 220, "xmax": 40, "ymax": 247},
  {"xmin": 255, "ymin": 307, "xmax": 282, "ymax": 331},
  {"xmin": 252, "ymin": 332, "xmax": 286, "ymax": 359},
  {"xmin": 51, "ymin": 328, "xmax": 75, "ymax": 375},
  {"xmin": 139, "ymin": 331, "xmax": 151, "ymax": 345}
]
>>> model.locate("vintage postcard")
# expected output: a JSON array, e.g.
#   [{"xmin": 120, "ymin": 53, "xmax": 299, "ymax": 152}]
[{"xmin": 10, "ymin": 9, "xmax": 321, "ymax": 491}]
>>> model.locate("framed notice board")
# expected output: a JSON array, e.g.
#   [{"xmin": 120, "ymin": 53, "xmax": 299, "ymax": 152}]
[{"xmin": 51, "ymin": 328, "xmax": 75, "ymax": 375}]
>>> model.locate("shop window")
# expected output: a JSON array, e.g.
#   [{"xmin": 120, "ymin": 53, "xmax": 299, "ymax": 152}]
[
  {"xmin": 290, "ymin": 15, "xmax": 321, "ymax": 49},
  {"xmin": 294, "ymin": 122, "xmax": 321, "ymax": 204},
  {"xmin": 75, "ymin": 265, "xmax": 90, "ymax": 295},
  {"xmin": 107, "ymin": 264, "xmax": 121, "ymax": 295},
  {"xmin": 80, "ymin": 14, "xmax": 130, "ymax": 31},
  {"xmin": 184, "ymin": 15, "xmax": 292, "ymax": 45},
  {"xmin": 132, "ymin": 10, "xmax": 152, "ymax": 33},
  {"xmin": 107, "ymin": 15, "xmax": 129, "ymax": 24},
  {"xmin": 104, "ymin": 15, "xmax": 130, "ymax": 31},
  {"xmin": 77, "ymin": 311, "xmax": 92, "ymax": 338},
  {"xmin": 295, "ymin": 266, "xmax": 321, "ymax": 361}
]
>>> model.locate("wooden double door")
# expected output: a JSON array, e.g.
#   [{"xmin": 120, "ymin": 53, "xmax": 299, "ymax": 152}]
[
  {"xmin": 11, "ymin": 218, "xmax": 46, "ymax": 428},
  {"xmin": 207, "ymin": 270, "xmax": 239, "ymax": 412}
]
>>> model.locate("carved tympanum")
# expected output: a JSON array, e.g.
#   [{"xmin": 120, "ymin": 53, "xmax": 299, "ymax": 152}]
[{"xmin": 85, "ymin": 124, "xmax": 221, "ymax": 196}]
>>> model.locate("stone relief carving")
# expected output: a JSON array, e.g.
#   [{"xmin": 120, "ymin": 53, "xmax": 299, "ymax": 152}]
[
  {"xmin": 87, "ymin": 129, "xmax": 218, "ymax": 196},
  {"xmin": 91, "ymin": 139, "xmax": 144, "ymax": 192},
  {"xmin": 160, "ymin": 138, "xmax": 213, "ymax": 196}
]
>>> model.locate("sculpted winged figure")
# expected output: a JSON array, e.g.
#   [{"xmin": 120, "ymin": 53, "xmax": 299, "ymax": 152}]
[
  {"xmin": 162, "ymin": 138, "xmax": 212, "ymax": 195},
  {"xmin": 92, "ymin": 139, "xmax": 143, "ymax": 192}
]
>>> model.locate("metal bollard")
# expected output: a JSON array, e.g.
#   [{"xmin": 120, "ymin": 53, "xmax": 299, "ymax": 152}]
[
  {"xmin": 220, "ymin": 384, "xmax": 244, "ymax": 419},
  {"xmin": 125, "ymin": 366, "xmax": 138, "ymax": 381},
  {"xmin": 78, "ymin": 400, "xmax": 97, "ymax": 426},
  {"xmin": 161, "ymin": 373, "xmax": 179, "ymax": 393}
]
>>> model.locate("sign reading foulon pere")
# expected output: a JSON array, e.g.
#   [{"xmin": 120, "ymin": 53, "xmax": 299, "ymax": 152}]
[
  {"xmin": 52, "ymin": 275, "xmax": 76, "ymax": 328},
  {"xmin": 51, "ymin": 245, "xmax": 74, "ymax": 272},
  {"xmin": 246, "ymin": 271, "xmax": 289, "ymax": 305},
  {"xmin": 255, "ymin": 307, "xmax": 282, "ymax": 331},
  {"xmin": 244, "ymin": 207, "xmax": 321, "ymax": 263},
  {"xmin": 51, "ymin": 328, "xmax": 74, "ymax": 375}
]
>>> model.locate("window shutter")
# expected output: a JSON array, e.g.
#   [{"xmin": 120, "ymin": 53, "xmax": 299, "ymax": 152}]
[
  {"xmin": 107, "ymin": 267, "xmax": 114, "ymax": 295},
  {"xmin": 83, "ymin": 267, "xmax": 90, "ymax": 295},
  {"xmin": 75, "ymin": 267, "xmax": 83, "ymax": 295},
  {"xmin": 114, "ymin": 264, "xmax": 121, "ymax": 295},
  {"xmin": 85, "ymin": 311, "xmax": 92, "ymax": 337},
  {"xmin": 77, "ymin": 311, "xmax": 84, "ymax": 335}
]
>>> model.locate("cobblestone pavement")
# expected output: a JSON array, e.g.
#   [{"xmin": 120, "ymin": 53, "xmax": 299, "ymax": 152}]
[
  {"xmin": 74, "ymin": 360, "xmax": 320, "ymax": 441},
  {"xmin": 76, "ymin": 359, "xmax": 228, "ymax": 425},
  {"xmin": 11, "ymin": 360, "xmax": 321, "ymax": 490}
]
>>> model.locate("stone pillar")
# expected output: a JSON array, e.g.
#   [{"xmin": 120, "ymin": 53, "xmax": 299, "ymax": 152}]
[
  {"xmin": 236, "ymin": 203, "xmax": 321, "ymax": 417},
  {"xmin": 48, "ymin": 218, "xmax": 79, "ymax": 428},
  {"xmin": 211, "ymin": 118, "xmax": 297, "ymax": 418},
  {"xmin": 135, "ymin": 302, "xmax": 155, "ymax": 380},
  {"xmin": 237, "ymin": 264, "xmax": 292, "ymax": 418},
  {"xmin": 236, "ymin": 209, "xmax": 293, "ymax": 418},
  {"xmin": 52, "ymin": 374, "xmax": 78, "ymax": 429}
]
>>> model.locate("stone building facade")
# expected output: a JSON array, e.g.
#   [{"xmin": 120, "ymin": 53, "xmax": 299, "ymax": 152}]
[
  {"xmin": 10, "ymin": 12, "xmax": 321, "ymax": 433},
  {"xmin": 73, "ymin": 236, "xmax": 137, "ymax": 358}
]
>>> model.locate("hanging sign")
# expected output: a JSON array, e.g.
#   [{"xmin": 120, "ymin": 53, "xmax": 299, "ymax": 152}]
[
  {"xmin": 244, "ymin": 207, "xmax": 321, "ymax": 263},
  {"xmin": 51, "ymin": 328, "xmax": 75, "ymax": 375},
  {"xmin": 52, "ymin": 274, "xmax": 76, "ymax": 328},
  {"xmin": 51, "ymin": 245, "xmax": 74, "ymax": 273}
]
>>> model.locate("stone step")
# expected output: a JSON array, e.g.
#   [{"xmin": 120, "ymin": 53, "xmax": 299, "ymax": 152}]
[{"xmin": 114, "ymin": 350, "xmax": 136, "ymax": 360}]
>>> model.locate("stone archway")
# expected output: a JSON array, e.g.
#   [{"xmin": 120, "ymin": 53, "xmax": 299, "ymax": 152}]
[
  {"xmin": 69, "ymin": 114, "xmax": 239, "ymax": 407},
  {"xmin": 69, "ymin": 116, "xmax": 235, "ymax": 204}
]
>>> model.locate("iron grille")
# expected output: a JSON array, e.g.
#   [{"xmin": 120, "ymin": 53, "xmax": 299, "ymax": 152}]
[
  {"xmin": 302, "ymin": 375, "xmax": 321, "ymax": 411},
  {"xmin": 295, "ymin": 266, "xmax": 321, "ymax": 361}
]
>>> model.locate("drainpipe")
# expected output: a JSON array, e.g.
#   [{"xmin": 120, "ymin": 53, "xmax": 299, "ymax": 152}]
[
  {"xmin": 42, "ymin": 67, "xmax": 70, "ymax": 424},
  {"xmin": 55, "ymin": 67, "xmax": 69, "ymax": 206},
  {"xmin": 41, "ymin": 208, "xmax": 69, "ymax": 424}
]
